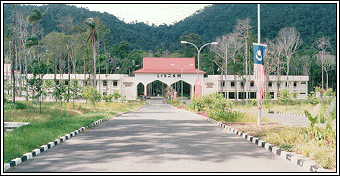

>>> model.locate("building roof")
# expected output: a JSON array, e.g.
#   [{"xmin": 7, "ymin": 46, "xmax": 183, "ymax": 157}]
[{"xmin": 133, "ymin": 58, "xmax": 206, "ymax": 74}]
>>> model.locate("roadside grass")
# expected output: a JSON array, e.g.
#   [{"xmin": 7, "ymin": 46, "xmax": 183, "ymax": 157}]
[
  {"xmin": 4, "ymin": 100, "xmax": 146, "ymax": 163},
  {"xmin": 234, "ymin": 99, "xmax": 333, "ymax": 117},
  {"xmin": 168, "ymin": 96, "xmax": 336, "ymax": 170}
]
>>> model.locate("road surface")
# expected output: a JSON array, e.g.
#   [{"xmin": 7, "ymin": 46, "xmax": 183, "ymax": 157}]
[{"xmin": 9, "ymin": 98, "xmax": 308, "ymax": 172}]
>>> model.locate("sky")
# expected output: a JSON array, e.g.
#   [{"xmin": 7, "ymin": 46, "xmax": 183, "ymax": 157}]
[{"xmin": 67, "ymin": 3, "xmax": 211, "ymax": 26}]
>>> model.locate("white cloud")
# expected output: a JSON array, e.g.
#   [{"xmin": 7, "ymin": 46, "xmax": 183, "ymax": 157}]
[{"xmin": 68, "ymin": 4, "xmax": 211, "ymax": 26}]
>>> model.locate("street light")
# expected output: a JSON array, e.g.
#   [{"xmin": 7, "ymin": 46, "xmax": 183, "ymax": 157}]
[
  {"xmin": 171, "ymin": 63, "xmax": 194, "ymax": 103},
  {"xmin": 180, "ymin": 41, "xmax": 218, "ymax": 79}
]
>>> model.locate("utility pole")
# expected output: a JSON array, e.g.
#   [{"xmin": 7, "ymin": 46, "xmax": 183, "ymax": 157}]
[{"xmin": 257, "ymin": 4, "xmax": 261, "ymax": 126}]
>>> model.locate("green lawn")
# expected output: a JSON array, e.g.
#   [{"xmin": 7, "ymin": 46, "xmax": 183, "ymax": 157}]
[{"xmin": 4, "ymin": 101, "xmax": 146, "ymax": 163}]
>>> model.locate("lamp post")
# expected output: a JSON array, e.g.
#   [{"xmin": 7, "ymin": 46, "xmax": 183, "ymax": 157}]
[
  {"xmin": 171, "ymin": 63, "xmax": 194, "ymax": 103},
  {"xmin": 180, "ymin": 41, "xmax": 218, "ymax": 79}
]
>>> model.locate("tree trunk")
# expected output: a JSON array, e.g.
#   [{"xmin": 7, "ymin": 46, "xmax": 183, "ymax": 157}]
[
  {"xmin": 12, "ymin": 5, "xmax": 16, "ymax": 103},
  {"xmin": 83, "ymin": 56, "xmax": 86, "ymax": 87},
  {"xmin": 93, "ymin": 43, "xmax": 96, "ymax": 88},
  {"xmin": 321, "ymin": 52, "xmax": 324, "ymax": 90},
  {"xmin": 326, "ymin": 71, "xmax": 329, "ymax": 90},
  {"xmin": 68, "ymin": 51, "xmax": 70, "ymax": 102}
]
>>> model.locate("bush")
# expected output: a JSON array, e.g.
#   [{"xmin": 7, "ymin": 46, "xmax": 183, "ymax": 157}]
[
  {"xmin": 82, "ymin": 86, "xmax": 101, "ymax": 105},
  {"xmin": 15, "ymin": 102, "xmax": 27, "ymax": 109},
  {"xmin": 307, "ymin": 93, "xmax": 320, "ymax": 105},
  {"xmin": 188, "ymin": 93, "xmax": 233, "ymax": 112},
  {"xmin": 207, "ymin": 109, "xmax": 243, "ymax": 122},
  {"xmin": 102, "ymin": 94, "xmax": 114, "ymax": 102},
  {"xmin": 4, "ymin": 102, "xmax": 28, "ymax": 111},
  {"xmin": 4, "ymin": 102, "xmax": 18, "ymax": 111}
]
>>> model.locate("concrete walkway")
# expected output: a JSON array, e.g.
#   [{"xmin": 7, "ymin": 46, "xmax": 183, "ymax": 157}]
[{"xmin": 8, "ymin": 98, "xmax": 308, "ymax": 172}]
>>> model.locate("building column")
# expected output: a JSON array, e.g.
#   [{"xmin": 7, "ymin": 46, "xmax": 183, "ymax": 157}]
[
  {"xmin": 144, "ymin": 83, "xmax": 147, "ymax": 97},
  {"xmin": 191, "ymin": 84, "xmax": 194, "ymax": 98}
]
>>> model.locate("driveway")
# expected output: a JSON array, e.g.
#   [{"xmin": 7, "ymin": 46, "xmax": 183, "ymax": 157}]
[{"xmin": 9, "ymin": 98, "xmax": 308, "ymax": 172}]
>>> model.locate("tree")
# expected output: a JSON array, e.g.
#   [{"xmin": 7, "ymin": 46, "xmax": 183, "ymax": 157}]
[
  {"xmin": 313, "ymin": 37, "xmax": 331, "ymax": 90},
  {"xmin": 211, "ymin": 32, "xmax": 243, "ymax": 98},
  {"xmin": 300, "ymin": 55, "xmax": 311, "ymax": 76},
  {"xmin": 11, "ymin": 4, "xmax": 17, "ymax": 103},
  {"xmin": 27, "ymin": 7, "xmax": 48, "ymax": 38},
  {"xmin": 277, "ymin": 27, "xmax": 302, "ymax": 90},
  {"xmin": 85, "ymin": 17, "xmax": 98, "ymax": 88},
  {"xmin": 26, "ymin": 57, "xmax": 48, "ymax": 112},
  {"xmin": 82, "ymin": 86, "xmax": 101, "ymax": 106},
  {"xmin": 70, "ymin": 79, "xmax": 82, "ymax": 109},
  {"xmin": 53, "ymin": 80, "xmax": 66, "ymax": 107},
  {"xmin": 279, "ymin": 88, "xmax": 295, "ymax": 109},
  {"xmin": 320, "ymin": 54, "xmax": 335, "ymax": 90},
  {"xmin": 234, "ymin": 18, "xmax": 253, "ymax": 103},
  {"xmin": 263, "ymin": 38, "xmax": 278, "ymax": 98},
  {"xmin": 180, "ymin": 33, "xmax": 204, "ymax": 58}
]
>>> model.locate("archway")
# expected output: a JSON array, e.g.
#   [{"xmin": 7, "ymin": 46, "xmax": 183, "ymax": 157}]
[
  {"xmin": 146, "ymin": 80, "xmax": 168, "ymax": 98},
  {"xmin": 170, "ymin": 80, "xmax": 191, "ymax": 99},
  {"xmin": 137, "ymin": 82, "xmax": 145, "ymax": 98}
]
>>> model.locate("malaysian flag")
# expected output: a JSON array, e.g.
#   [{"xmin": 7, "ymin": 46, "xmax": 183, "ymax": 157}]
[{"xmin": 253, "ymin": 43, "xmax": 266, "ymax": 109}]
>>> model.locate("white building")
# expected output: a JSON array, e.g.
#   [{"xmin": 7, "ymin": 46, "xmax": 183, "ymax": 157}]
[{"xmin": 23, "ymin": 58, "xmax": 309, "ymax": 100}]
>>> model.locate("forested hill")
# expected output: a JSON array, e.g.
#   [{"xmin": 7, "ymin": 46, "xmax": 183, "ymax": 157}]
[{"xmin": 3, "ymin": 3, "xmax": 336, "ymax": 52}]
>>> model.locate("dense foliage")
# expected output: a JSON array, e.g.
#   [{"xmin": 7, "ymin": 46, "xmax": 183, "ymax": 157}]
[{"xmin": 3, "ymin": 3, "xmax": 337, "ymax": 94}]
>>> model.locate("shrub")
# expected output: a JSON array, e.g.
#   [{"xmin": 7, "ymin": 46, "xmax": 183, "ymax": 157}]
[
  {"xmin": 15, "ymin": 102, "xmax": 27, "ymax": 109},
  {"xmin": 4, "ymin": 102, "xmax": 18, "ymax": 111},
  {"xmin": 307, "ymin": 93, "xmax": 320, "ymax": 105},
  {"xmin": 82, "ymin": 86, "xmax": 101, "ymax": 105},
  {"xmin": 102, "ymin": 94, "xmax": 114, "ymax": 102}
]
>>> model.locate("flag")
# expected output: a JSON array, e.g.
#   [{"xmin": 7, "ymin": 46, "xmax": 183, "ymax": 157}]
[
  {"xmin": 195, "ymin": 79, "xmax": 202, "ymax": 95},
  {"xmin": 253, "ymin": 43, "xmax": 266, "ymax": 109}
]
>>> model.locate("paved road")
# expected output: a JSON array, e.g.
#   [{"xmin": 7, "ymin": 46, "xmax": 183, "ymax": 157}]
[{"xmin": 9, "ymin": 98, "xmax": 308, "ymax": 172}]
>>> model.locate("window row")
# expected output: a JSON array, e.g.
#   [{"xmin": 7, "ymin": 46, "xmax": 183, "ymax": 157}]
[
  {"xmin": 55, "ymin": 80, "xmax": 119, "ymax": 86},
  {"xmin": 220, "ymin": 81, "xmax": 306, "ymax": 87}
]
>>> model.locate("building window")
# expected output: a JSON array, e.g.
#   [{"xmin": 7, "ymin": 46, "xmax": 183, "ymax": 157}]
[
  {"xmin": 103, "ymin": 80, "xmax": 107, "ymax": 86},
  {"xmin": 56, "ymin": 80, "xmax": 59, "ymax": 85},
  {"xmin": 65, "ymin": 80, "xmax": 69, "ymax": 86},
  {"xmin": 239, "ymin": 92, "xmax": 246, "ymax": 99},
  {"xmin": 231, "ymin": 81, "xmax": 235, "ymax": 87},
  {"xmin": 269, "ymin": 92, "xmax": 274, "ymax": 99},
  {"xmin": 240, "ymin": 82, "xmax": 244, "ymax": 87},
  {"xmin": 285, "ymin": 82, "xmax": 288, "ymax": 87},
  {"xmin": 301, "ymin": 81, "xmax": 306, "ymax": 84},
  {"xmin": 113, "ymin": 80, "xmax": 118, "ymax": 87},
  {"xmin": 268, "ymin": 81, "xmax": 272, "ymax": 87},
  {"xmin": 229, "ymin": 92, "xmax": 235, "ymax": 99},
  {"xmin": 250, "ymin": 81, "xmax": 254, "ymax": 87},
  {"xmin": 250, "ymin": 92, "xmax": 256, "ymax": 99},
  {"xmin": 220, "ymin": 80, "xmax": 225, "ymax": 87},
  {"xmin": 294, "ymin": 81, "xmax": 297, "ymax": 87}
]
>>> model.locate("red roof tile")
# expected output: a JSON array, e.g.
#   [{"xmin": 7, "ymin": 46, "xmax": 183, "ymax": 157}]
[{"xmin": 133, "ymin": 58, "xmax": 206, "ymax": 74}]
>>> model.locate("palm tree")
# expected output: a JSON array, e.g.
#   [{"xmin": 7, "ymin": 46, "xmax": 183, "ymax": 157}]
[{"xmin": 85, "ymin": 18, "xmax": 97, "ymax": 88}]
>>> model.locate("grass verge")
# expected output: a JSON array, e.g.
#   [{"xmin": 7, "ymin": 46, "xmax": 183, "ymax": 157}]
[{"xmin": 4, "ymin": 100, "xmax": 146, "ymax": 163}]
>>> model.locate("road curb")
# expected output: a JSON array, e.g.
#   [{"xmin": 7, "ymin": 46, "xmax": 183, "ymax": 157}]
[
  {"xmin": 4, "ymin": 102, "xmax": 149, "ymax": 172},
  {"xmin": 203, "ymin": 115, "xmax": 335, "ymax": 172},
  {"xmin": 169, "ymin": 104, "xmax": 335, "ymax": 173}
]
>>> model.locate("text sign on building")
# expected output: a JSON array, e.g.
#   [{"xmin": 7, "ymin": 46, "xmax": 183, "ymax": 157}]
[{"xmin": 157, "ymin": 74, "xmax": 181, "ymax": 78}]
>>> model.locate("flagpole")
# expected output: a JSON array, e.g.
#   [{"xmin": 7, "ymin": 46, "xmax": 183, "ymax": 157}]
[{"xmin": 257, "ymin": 4, "xmax": 261, "ymax": 126}]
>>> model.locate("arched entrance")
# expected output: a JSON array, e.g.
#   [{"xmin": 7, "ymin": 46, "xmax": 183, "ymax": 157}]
[
  {"xmin": 137, "ymin": 82, "xmax": 145, "ymax": 98},
  {"xmin": 170, "ymin": 80, "xmax": 191, "ymax": 99},
  {"xmin": 146, "ymin": 80, "xmax": 168, "ymax": 98}
]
